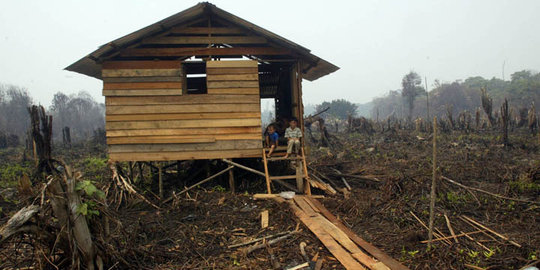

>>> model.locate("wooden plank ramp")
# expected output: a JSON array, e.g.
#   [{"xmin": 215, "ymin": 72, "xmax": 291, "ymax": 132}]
[{"xmin": 276, "ymin": 195, "xmax": 408, "ymax": 270}]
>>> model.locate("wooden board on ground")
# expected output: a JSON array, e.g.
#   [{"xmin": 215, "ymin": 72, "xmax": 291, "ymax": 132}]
[
  {"xmin": 306, "ymin": 198, "xmax": 409, "ymax": 270},
  {"xmin": 261, "ymin": 210, "xmax": 269, "ymax": 229},
  {"xmin": 287, "ymin": 200, "xmax": 366, "ymax": 270}
]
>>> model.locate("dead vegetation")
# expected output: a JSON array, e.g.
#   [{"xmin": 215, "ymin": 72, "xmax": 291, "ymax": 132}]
[{"xmin": 0, "ymin": 104, "xmax": 539, "ymax": 269}]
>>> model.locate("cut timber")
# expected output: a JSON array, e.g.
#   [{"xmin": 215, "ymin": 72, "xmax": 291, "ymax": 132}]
[
  {"xmin": 106, "ymin": 112, "xmax": 261, "ymax": 122},
  {"xmin": 206, "ymin": 74, "xmax": 259, "ymax": 81},
  {"xmin": 103, "ymin": 76, "xmax": 182, "ymax": 83},
  {"xmin": 106, "ymin": 127, "xmax": 260, "ymax": 137},
  {"xmin": 287, "ymin": 200, "xmax": 365, "ymax": 270},
  {"xmin": 108, "ymin": 140, "xmax": 261, "ymax": 152},
  {"xmin": 102, "ymin": 60, "xmax": 181, "ymax": 69},
  {"xmin": 142, "ymin": 36, "xmax": 267, "ymax": 44},
  {"xmin": 269, "ymin": 175, "xmax": 301, "ymax": 180},
  {"xmin": 308, "ymin": 198, "xmax": 409, "ymax": 270},
  {"xmin": 106, "ymin": 103, "xmax": 259, "ymax": 115},
  {"xmin": 105, "ymin": 94, "xmax": 258, "ymax": 105},
  {"xmin": 313, "ymin": 215, "xmax": 387, "ymax": 270},
  {"xmin": 103, "ymin": 82, "xmax": 182, "ymax": 90},
  {"xmin": 261, "ymin": 210, "xmax": 269, "ymax": 229},
  {"xmin": 121, "ymin": 47, "xmax": 290, "ymax": 57},
  {"xmin": 102, "ymin": 69, "xmax": 181, "ymax": 77},
  {"xmin": 107, "ymin": 136, "xmax": 215, "ymax": 145},
  {"xmin": 103, "ymin": 89, "xmax": 182, "ymax": 96},
  {"xmin": 105, "ymin": 118, "xmax": 261, "ymax": 130},
  {"xmin": 252, "ymin": 194, "xmax": 325, "ymax": 200},
  {"xmin": 109, "ymin": 134, "xmax": 260, "ymax": 142},
  {"xmin": 207, "ymin": 81, "xmax": 259, "ymax": 88},
  {"xmin": 207, "ymin": 60, "xmax": 258, "ymax": 68},
  {"xmin": 293, "ymin": 197, "xmax": 318, "ymax": 217},
  {"xmin": 109, "ymin": 149, "xmax": 261, "ymax": 162},
  {"xmin": 207, "ymin": 67, "xmax": 258, "ymax": 75},
  {"xmin": 207, "ymin": 88, "xmax": 259, "ymax": 95}
]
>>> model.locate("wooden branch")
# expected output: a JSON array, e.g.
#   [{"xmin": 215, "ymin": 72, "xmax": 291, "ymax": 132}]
[
  {"xmin": 228, "ymin": 230, "xmax": 297, "ymax": 248},
  {"xmin": 444, "ymin": 214, "xmax": 458, "ymax": 243},
  {"xmin": 178, "ymin": 166, "xmax": 234, "ymax": 196},
  {"xmin": 243, "ymin": 233, "xmax": 295, "ymax": 254},
  {"xmin": 332, "ymin": 169, "xmax": 352, "ymax": 190},
  {"xmin": 461, "ymin": 215, "xmax": 521, "ymax": 248},
  {"xmin": 441, "ymin": 176, "xmax": 538, "ymax": 204},
  {"xmin": 420, "ymin": 230, "xmax": 484, "ymax": 243},
  {"xmin": 222, "ymin": 159, "xmax": 265, "ymax": 177},
  {"xmin": 409, "ymin": 211, "xmax": 451, "ymax": 246},
  {"xmin": 0, "ymin": 205, "xmax": 40, "ymax": 243}
]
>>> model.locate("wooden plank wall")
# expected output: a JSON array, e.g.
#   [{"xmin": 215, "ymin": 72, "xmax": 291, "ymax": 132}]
[{"xmin": 102, "ymin": 60, "xmax": 262, "ymax": 161}]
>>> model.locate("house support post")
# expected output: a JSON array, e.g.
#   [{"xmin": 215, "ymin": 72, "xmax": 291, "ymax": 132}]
[
  {"xmin": 158, "ymin": 163, "xmax": 163, "ymax": 199},
  {"xmin": 229, "ymin": 168, "xmax": 235, "ymax": 193}
]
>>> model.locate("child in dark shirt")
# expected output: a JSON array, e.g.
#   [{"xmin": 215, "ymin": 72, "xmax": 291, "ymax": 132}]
[{"xmin": 265, "ymin": 125, "xmax": 279, "ymax": 157}]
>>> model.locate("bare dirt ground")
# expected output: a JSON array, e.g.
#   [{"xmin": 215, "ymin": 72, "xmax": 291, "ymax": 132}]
[{"xmin": 0, "ymin": 128, "xmax": 538, "ymax": 269}]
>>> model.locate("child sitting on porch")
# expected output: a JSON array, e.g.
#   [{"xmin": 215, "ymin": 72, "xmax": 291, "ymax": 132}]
[
  {"xmin": 284, "ymin": 118, "xmax": 302, "ymax": 158},
  {"xmin": 265, "ymin": 125, "xmax": 279, "ymax": 158}
]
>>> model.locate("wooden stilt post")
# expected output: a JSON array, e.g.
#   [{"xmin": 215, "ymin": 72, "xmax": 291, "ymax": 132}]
[
  {"xmin": 158, "ymin": 163, "xmax": 163, "ymax": 199},
  {"xmin": 229, "ymin": 168, "xmax": 235, "ymax": 194},
  {"xmin": 262, "ymin": 149, "xmax": 272, "ymax": 194},
  {"xmin": 295, "ymin": 162, "xmax": 303, "ymax": 192},
  {"xmin": 428, "ymin": 116, "xmax": 438, "ymax": 249}
]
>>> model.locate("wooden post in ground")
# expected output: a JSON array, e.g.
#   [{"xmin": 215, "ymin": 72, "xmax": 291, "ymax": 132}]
[
  {"xmin": 295, "ymin": 162, "xmax": 304, "ymax": 192},
  {"xmin": 229, "ymin": 168, "xmax": 235, "ymax": 193},
  {"xmin": 428, "ymin": 116, "xmax": 438, "ymax": 249},
  {"xmin": 158, "ymin": 163, "xmax": 163, "ymax": 199}
]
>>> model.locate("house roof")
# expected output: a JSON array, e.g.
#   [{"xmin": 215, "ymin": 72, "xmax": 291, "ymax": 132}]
[{"xmin": 65, "ymin": 2, "xmax": 339, "ymax": 81}]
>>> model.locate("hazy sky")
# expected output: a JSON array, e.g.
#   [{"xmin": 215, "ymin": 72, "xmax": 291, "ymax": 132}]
[{"xmin": 1, "ymin": 0, "xmax": 539, "ymax": 106}]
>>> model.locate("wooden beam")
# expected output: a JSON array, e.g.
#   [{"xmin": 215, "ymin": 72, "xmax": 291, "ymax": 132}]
[
  {"xmin": 107, "ymin": 136, "xmax": 216, "ymax": 145},
  {"xmin": 105, "ymin": 112, "xmax": 261, "ymax": 122},
  {"xmin": 170, "ymin": 26, "xmax": 247, "ymax": 34},
  {"xmin": 102, "ymin": 60, "xmax": 181, "ymax": 69},
  {"xmin": 121, "ymin": 47, "xmax": 291, "ymax": 57},
  {"xmin": 307, "ymin": 198, "xmax": 409, "ymax": 270},
  {"xmin": 106, "ymin": 127, "xmax": 260, "ymax": 137},
  {"xmin": 102, "ymin": 69, "xmax": 181, "ymax": 77},
  {"xmin": 206, "ymin": 74, "xmax": 258, "ymax": 81},
  {"xmin": 103, "ymin": 89, "xmax": 182, "ymax": 96},
  {"xmin": 207, "ymin": 67, "xmax": 259, "ymax": 75},
  {"xmin": 103, "ymin": 82, "xmax": 182, "ymax": 90},
  {"xmin": 105, "ymin": 118, "xmax": 261, "ymax": 130},
  {"xmin": 207, "ymin": 60, "xmax": 258, "ymax": 68},
  {"xmin": 105, "ymin": 94, "xmax": 259, "ymax": 106},
  {"xmin": 109, "ymin": 149, "xmax": 261, "ymax": 162},
  {"xmin": 142, "ymin": 36, "xmax": 267, "ymax": 45},
  {"xmin": 105, "ymin": 104, "xmax": 260, "ymax": 115}
]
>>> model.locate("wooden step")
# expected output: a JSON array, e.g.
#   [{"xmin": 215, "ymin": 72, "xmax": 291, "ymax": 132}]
[
  {"xmin": 269, "ymin": 175, "xmax": 305, "ymax": 180},
  {"xmin": 267, "ymin": 156, "xmax": 304, "ymax": 161},
  {"xmin": 264, "ymin": 146, "xmax": 287, "ymax": 152}
]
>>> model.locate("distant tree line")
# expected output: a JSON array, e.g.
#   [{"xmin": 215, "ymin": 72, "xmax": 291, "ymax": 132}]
[
  {"xmin": 371, "ymin": 70, "xmax": 540, "ymax": 122},
  {"xmin": 0, "ymin": 83, "xmax": 105, "ymax": 148}
]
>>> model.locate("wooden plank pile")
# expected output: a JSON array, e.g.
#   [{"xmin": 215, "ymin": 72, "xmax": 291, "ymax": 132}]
[{"xmin": 259, "ymin": 194, "xmax": 408, "ymax": 270}]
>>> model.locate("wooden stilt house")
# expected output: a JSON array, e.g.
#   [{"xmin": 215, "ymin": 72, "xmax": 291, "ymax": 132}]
[{"xmin": 66, "ymin": 2, "xmax": 338, "ymax": 164}]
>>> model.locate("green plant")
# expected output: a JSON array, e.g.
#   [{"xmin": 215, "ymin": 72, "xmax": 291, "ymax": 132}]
[
  {"xmin": 76, "ymin": 180, "xmax": 105, "ymax": 199},
  {"xmin": 0, "ymin": 163, "xmax": 31, "ymax": 188},
  {"xmin": 483, "ymin": 248, "xmax": 495, "ymax": 259},
  {"xmin": 528, "ymin": 251, "xmax": 538, "ymax": 260},
  {"xmin": 213, "ymin": 185, "xmax": 226, "ymax": 192},
  {"xmin": 77, "ymin": 201, "xmax": 100, "ymax": 218}
]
